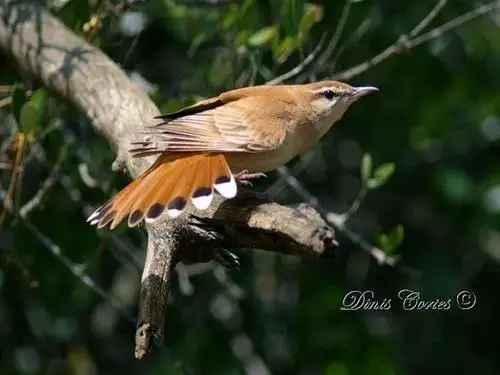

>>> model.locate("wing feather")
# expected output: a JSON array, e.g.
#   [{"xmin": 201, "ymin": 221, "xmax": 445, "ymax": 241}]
[{"xmin": 129, "ymin": 94, "xmax": 290, "ymax": 157}]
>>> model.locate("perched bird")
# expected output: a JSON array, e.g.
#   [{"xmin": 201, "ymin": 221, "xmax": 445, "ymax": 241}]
[{"xmin": 87, "ymin": 81, "xmax": 377, "ymax": 229}]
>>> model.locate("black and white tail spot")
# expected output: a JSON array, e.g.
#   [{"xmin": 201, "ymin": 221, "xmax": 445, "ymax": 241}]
[{"xmin": 214, "ymin": 174, "xmax": 237, "ymax": 199}]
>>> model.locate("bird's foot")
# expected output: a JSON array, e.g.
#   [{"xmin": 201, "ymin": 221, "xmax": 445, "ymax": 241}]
[{"xmin": 234, "ymin": 170, "xmax": 267, "ymax": 187}]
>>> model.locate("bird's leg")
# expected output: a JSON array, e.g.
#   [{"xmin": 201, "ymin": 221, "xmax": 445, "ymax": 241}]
[{"xmin": 234, "ymin": 169, "xmax": 267, "ymax": 186}]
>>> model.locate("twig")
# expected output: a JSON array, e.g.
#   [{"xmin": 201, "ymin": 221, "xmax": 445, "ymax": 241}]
[
  {"xmin": 333, "ymin": 0, "xmax": 499, "ymax": 80},
  {"xmin": 266, "ymin": 33, "xmax": 327, "ymax": 85},
  {"xmin": 22, "ymin": 216, "xmax": 139, "ymax": 323},
  {"xmin": 175, "ymin": 262, "xmax": 213, "ymax": 296},
  {"xmin": 0, "ymin": 84, "xmax": 14, "ymax": 93},
  {"xmin": 406, "ymin": 0, "xmax": 499, "ymax": 49},
  {"xmin": 0, "ymin": 96, "xmax": 12, "ymax": 108},
  {"xmin": 341, "ymin": 186, "xmax": 368, "ymax": 222},
  {"xmin": 0, "ymin": 133, "xmax": 27, "ymax": 227},
  {"xmin": 107, "ymin": 234, "xmax": 143, "ymax": 272},
  {"xmin": 18, "ymin": 143, "xmax": 68, "ymax": 217},
  {"xmin": 265, "ymin": 148, "xmax": 317, "ymax": 197},
  {"xmin": 33, "ymin": 129, "xmax": 173, "ymax": 294},
  {"xmin": 324, "ymin": 13, "xmax": 374, "ymax": 78},
  {"xmin": 409, "ymin": 0, "xmax": 449, "ymax": 38},
  {"xmin": 294, "ymin": 12, "xmax": 374, "ymax": 84},
  {"xmin": 316, "ymin": 0, "xmax": 352, "ymax": 69},
  {"xmin": 274, "ymin": 166, "xmax": 420, "ymax": 276}
]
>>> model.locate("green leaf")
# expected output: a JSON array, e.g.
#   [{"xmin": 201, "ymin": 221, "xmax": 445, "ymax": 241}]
[
  {"xmin": 11, "ymin": 83, "xmax": 27, "ymax": 125},
  {"xmin": 222, "ymin": 6, "xmax": 239, "ymax": 29},
  {"xmin": 388, "ymin": 225, "xmax": 405, "ymax": 250},
  {"xmin": 367, "ymin": 162, "xmax": 395, "ymax": 189},
  {"xmin": 38, "ymin": 117, "xmax": 62, "ymax": 140},
  {"xmin": 326, "ymin": 361, "xmax": 348, "ymax": 375},
  {"xmin": 274, "ymin": 36, "xmax": 298, "ymax": 64},
  {"xmin": 240, "ymin": 0, "xmax": 254, "ymax": 18},
  {"xmin": 149, "ymin": 88, "xmax": 164, "ymax": 107},
  {"xmin": 235, "ymin": 29, "xmax": 253, "ymax": 47},
  {"xmin": 30, "ymin": 88, "xmax": 47, "ymax": 123},
  {"xmin": 282, "ymin": 0, "xmax": 305, "ymax": 35},
  {"xmin": 165, "ymin": 99, "xmax": 186, "ymax": 113},
  {"xmin": 377, "ymin": 234, "xmax": 389, "ymax": 252},
  {"xmin": 189, "ymin": 33, "xmax": 208, "ymax": 55},
  {"xmin": 248, "ymin": 26, "xmax": 277, "ymax": 47},
  {"xmin": 223, "ymin": 0, "xmax": 254, "ymax": 29},
  {"xmin": 377, "ymin": 225, "xmax": 404, "ymax": 254},
  {"xmin": 19, "ymin": 101, "xmax": 39, "ymax": 136},
  {"xmin": 299, "ymin": 3, "xmax": 323, "ymax": 35},
  {"xmin": 361, "ymin": 153, "xmax": 372, "ymax": 185},
  {"xmin": 437, "ymin": 169, "xmax": 474, "ymax": 205},
  {"xmin": 374, "ymin": 162, "xmax": 396, "ymax": 183},
  {"xmin": 208, "ymin": 55, "xmax": 231, "ymax": 87}
]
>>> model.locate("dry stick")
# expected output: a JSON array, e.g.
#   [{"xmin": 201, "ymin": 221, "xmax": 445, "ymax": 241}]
[{"xmin": 0, "ymin": 0, "xmax": 338, "ymax": 358}]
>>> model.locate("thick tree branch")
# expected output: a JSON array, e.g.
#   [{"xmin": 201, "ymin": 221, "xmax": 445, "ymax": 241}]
[{"xmin": 0, "ymin": 0, "xmax": 337, "ymax": 358}]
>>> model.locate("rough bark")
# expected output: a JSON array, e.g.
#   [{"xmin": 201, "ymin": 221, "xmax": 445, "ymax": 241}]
[{"xmin": 0, "ymin": 0, "xmax": 337, "ymax": 358}]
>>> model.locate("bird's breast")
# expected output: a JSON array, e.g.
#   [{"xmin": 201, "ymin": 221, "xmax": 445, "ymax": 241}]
[
  {"xmin": 226, "ymin": 148, "xmax": 294, "ymax": 174},
  {"xmin": 226, "ymin": 124, "xmax": 323, "ymax": 173}
]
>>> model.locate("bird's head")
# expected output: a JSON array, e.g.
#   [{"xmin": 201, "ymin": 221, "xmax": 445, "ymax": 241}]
[{"xmin": 305, "ymin": 80, "xmax": 378, "ymax": 123}]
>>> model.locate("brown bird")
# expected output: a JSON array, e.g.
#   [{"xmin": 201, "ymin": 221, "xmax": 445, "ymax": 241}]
[{"xmin": 87, "ymin": 81, "xmax": 378, "ymax": 229}]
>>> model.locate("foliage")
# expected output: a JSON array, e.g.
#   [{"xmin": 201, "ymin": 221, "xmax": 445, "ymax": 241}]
[{"xmin": 2, "ymin": 0, "xmax": 500, "ymax": 374}]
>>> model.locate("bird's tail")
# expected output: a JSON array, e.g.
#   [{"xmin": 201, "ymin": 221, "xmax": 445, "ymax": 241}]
[{"xmin": 87, "ymin": 152, "xmax": 237, "ymax": 229}]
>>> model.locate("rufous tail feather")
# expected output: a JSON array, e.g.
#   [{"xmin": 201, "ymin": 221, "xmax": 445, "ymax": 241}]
[{"xmin": 86, "ymin": 152, "xmax": 237, "ymax": 229}]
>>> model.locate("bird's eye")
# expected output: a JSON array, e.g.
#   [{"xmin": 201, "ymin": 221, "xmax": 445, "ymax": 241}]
[{"xmin": 323, "ymin": 89, "xmax": 338, "ymax": 100}]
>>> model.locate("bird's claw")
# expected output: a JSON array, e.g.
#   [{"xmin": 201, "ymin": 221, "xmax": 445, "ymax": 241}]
[{"xmin": 234, "ymin": 170, "xmax": 267, "ymax": 187}]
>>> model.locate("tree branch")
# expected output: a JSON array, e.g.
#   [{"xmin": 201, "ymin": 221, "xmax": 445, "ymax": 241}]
[{"xmin": 0, "ymin": 0, "xmax": 337, "ymax": 358}]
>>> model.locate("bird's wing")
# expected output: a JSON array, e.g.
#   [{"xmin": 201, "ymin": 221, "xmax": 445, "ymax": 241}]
[{"xmin": 129, "ymin": 93, "xmax": 291, "ymax": 158}]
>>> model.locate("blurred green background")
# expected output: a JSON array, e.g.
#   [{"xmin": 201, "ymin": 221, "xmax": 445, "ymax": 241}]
[{"xmin": 2, "ymin": 0, "xmax": 500, "ymax": 374}]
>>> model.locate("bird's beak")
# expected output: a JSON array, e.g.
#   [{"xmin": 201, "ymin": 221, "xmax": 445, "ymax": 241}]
[{"xmin": 352, "ymin": 86, "xmax": 379, "ymax": 98}]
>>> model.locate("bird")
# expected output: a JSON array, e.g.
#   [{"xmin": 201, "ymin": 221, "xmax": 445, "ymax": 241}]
[{"xmin": 87, "ymin": 81, "xmax": 378, "ymax": 229}]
